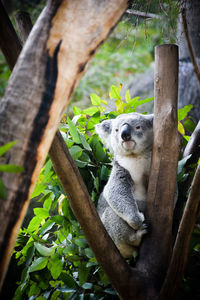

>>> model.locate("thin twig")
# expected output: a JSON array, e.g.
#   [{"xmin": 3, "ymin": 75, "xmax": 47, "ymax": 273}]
[
  {"xmin": 181, "ymin": 7, "xmax": 200, "ymax": 85},
  {"xmin": 126, "ymin": 9, "xmax": 160, "ymax": 19}
]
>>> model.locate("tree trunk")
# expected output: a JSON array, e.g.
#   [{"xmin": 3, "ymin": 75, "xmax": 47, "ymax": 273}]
[
  {"xmin": 0, "ymin": 0, "xmax": 129, "ymax": 290},
  {"xmin": 137, "ymin": 44, "xmax": 181, "ymax": 298}
]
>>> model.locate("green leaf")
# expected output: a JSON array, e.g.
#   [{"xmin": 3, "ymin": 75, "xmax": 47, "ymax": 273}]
[
  {"xmin": 125, "ymin": 89, "xmax": 131, "ymax": 103},
  {"xmin": 48, "ymin": 253, "xmax": 63, "ymax": 279},
  {"xmin": 34, "ymin": 208, "xmax": 49, "ymax": 219},
  {"xmin": 74, "ymin": 238, "xmax": 87, "ymax": 248},
  {"xmin": 83, "ymin": 106, "xmax": 99, "ymax": 116},
  {"xmin": 34, "ymin": 242, "xmax": 55, "ymax": 257},
  {"xmin": 178, "ymin": 121, "xmax": 185, "ymax": 135},
  {"xmin": 177, "ymin": 155, "xmax": 192, "ymax": 175},
  {"xmin": 0, "ymin": 164, "xmax": 24, "ymax": 173},
  {"xmin": 85, "ymin": 248, "xmax": 94, "ymax": 259},
  {"xmin": 69, "ymin": 145, "xmax": 83, "ymax": 160},
  {"xmin": 31, "ymin": 183, "xmax": 46, "ymax": 198},
  {"xmin": 80, "ymin": 133, "xmax": 92, "ymax": 151},
  {"xmin": 28, "ymin": 281, "xmax": 41, "ymax": 297},
  {"xmin": 115, "ymin": 99, "xmax": 126, "ymax": 114},
  {"xmin": 183, "ymin": 117, "xmax": 196, "ymax": 133},
  {"xmin": 75, "ymin": 160, "xmax": 88, "ymax": 168},
  {"xmin": 39, "ymin": 219, "xmax": 55, "ymax": 236},
  {"xmin": 0, "ymin": 140, "xmax": 17, "ymax": 156},
  {"xmin": 27, "ymin": 216, "xmax": 43, "ymax": 232},
  {"xmin": 0, "ymin": 179, "xmax": 7, "ymax": 199},
  {"xmin": 43, "ymin": 197, "xmax": 53, "ymax": 212},
  {"xmin": 82, "ymin": 282, "xmax": 93, "ymax": 290},
  {"xmin": 60, "ymin": 272, "xmax": 77, "ymax": 288},
  {"xmin": 109, "ymin": 85, "xmax": 121, "ymax": 100},
  {"xmin": 73, "ymin": 106, "xmax": 82, "ymax": 115},
  {"xmin": 132, "ymin": 97, "xmax": 153, "ymax": 108},
  {"xmin": 26, "ymin": 244, "xmax": 35, "ymax": 266},
  {"xmin": 67, "ymin": 117, "xmax": 81, "ymax": 144},
  {"xmin": 90, "ymin": 93, "xmax": 101, "ymax": 106},
  {"xmin": 178, "ymin": 104, "xmax": 193, "ymax": 121},
  {"xmin": 78, "ymin": 262, "xmax": 90, "ymax": 285},
  {"xmin": 51, "ymin": 215, "xmax": 65, "ymax": 225},
  {"xmin": 29, "ymin": 257, "xmax": 48, "ymax": 272},
  {"xmin": 56, "ymin": 287, "xmax": 76, "ymax": 293}
]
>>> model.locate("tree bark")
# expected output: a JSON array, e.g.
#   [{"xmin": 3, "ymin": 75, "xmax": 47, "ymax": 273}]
[
  {"xmin": 137, "ymin": 44, "xmax": 181, "ymax": 297},
  {"xmin": 0, "ymin": 0, "xmax": 129, "ymax": 290},
  {"xmin": 159, "ymin": 161, "xmax": 200, "ymax": 299},
  {"xmin": 14, "ymin": 11, "xmax": 33, "ymax": 44}
]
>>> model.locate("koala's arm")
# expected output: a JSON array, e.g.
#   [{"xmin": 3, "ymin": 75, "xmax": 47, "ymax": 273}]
[{"xmin": 103, "ymin": 162, "xmax": 145, "ymax": 230}]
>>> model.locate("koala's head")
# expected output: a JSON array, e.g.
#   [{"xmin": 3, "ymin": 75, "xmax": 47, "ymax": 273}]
[{"xmin": 95, "ymin": 112, "xmax": 153, "ymax": 156}]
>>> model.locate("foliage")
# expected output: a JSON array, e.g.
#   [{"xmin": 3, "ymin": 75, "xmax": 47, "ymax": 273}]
[
  {"xmin": 12, "ymin": 84, "xmax": 200, "ymax": 299},
  {"xmin": 12, "ymin": 86, "xmax": 153, "ymax": 300},
  {"xmin": 0, "ymin": 140, "xmax": 24, "ymax": 199}
]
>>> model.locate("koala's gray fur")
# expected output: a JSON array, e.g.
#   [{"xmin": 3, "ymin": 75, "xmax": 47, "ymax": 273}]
[{"xmin": 95, "ymin": 112, "xmax": 153, "ymax": 258}]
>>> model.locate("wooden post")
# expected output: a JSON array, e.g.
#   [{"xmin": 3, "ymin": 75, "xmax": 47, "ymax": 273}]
[{"xmin": 137, "ymin": 44, "xmax": 181, "ymax": 297}]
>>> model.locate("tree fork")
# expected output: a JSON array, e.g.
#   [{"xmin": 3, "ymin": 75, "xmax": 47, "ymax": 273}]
[{"xmin": 0, "ymin": 0, "xmax": 129, "ymax": 290}]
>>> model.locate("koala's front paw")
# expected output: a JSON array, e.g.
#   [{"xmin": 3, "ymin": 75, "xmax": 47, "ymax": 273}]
[{"xmin": 128, "ymin": 212, "xmax": 145, "ymax": 230}]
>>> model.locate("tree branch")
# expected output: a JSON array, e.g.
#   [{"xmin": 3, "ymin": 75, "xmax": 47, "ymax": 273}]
[
  {"xmin": 14, "ymin": 8, "xmax": 147, "ymax": 298},
  {"xmin": 49, "ymin": 131, "xmax": 145, "ymax": 299},
  {"xmin": 126, "ymin": 9, "xmax": 160, "ymax": 19},
  {"xmin": 0, "ymin": 0, "xmax": 129, "ymax": 290},
  {"xmin": 159, "ymin": 161, "xmax": 200, "ymax": 299},
  {"xmin": 173, "ymin": 120, "xmax": 200, "ymax": 236},
  {"xmin": 136, "ymin": 44, "xmax": 181, "ymax": 297},
  {"xmin": 14, "ymin": 11, "xmax": 33, "ymax": 44},
  {"xmin": 181, "ymin": 7, "xmax": 200, "ymax": 85}
]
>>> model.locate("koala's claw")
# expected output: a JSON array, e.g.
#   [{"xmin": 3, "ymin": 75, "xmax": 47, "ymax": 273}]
[{"xmin": 141, "ymin": 222, "xmax": 148, "ymax": 234}]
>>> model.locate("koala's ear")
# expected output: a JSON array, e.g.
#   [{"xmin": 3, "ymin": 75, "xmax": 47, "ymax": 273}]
[
  {"xmin": 144, "ymin": 114, "xmax": 154, "ymax": 127},
  {"xmin": 95, "ymin": 119, "xmax": 112, "ymax": 149}
]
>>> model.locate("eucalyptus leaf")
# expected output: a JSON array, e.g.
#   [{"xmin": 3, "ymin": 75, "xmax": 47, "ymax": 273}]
[
  {"xmin": 67, "ymin": 117, "xmax": 81, "ymax": 144},
  {"xmin": 0, "ymin": 164, "xmax": 24, "ymax": 173},
  {"xmin": 90, "ymin": 93, "xmax": 101, "ymax": 106},
  {"xmin": 29, "ymin": 257, "xmax": 48, "ymax": 273},
  {"xmin": 177, "ymin": 154, "xmax": 192, "ymax": 175},
  {"xmin": 0, "ymin": 140, "xmax": 17, "ymax": 157},
  {"xmin": 178, "ymin": 104, "xmax": 193, "ymax": 121},
  {"xmin": 34, "ymin": 242, "xmax": 55, "ymax": 257}
]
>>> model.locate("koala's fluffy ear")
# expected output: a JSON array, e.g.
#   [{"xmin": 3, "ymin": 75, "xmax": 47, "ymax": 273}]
[
  {"xmin": 95, "ymin": 120, "xmax": 113, "ymax": 151},
  {"xmin": 144, "ymin": 114, "xmax": 154, "ymax": 127}
]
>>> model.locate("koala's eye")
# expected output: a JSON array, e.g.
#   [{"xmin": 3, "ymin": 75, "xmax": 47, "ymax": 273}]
[
  {"xmin": 115, "ymin": 128, "xmax": 119, "ymax": 132},
  {"xmin": 135, "ymin": 126, "xmax": 141, "ymax": 130}
]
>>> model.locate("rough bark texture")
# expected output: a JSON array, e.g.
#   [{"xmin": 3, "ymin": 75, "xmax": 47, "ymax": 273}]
[
  {"xmin": 14, "ymin": 11, "xmax": 33, "ymax": 44},
  {"xmin": 0, "ymin": 0, "xmax": 128, "ymax": 289},
  {"xmin": 137, "ymin": 44, "xmax": 181, "ymax": 297}
]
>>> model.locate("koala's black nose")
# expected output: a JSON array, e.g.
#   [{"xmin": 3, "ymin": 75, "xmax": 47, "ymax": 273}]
[{"xmin": 121, "ymin": 124, "xmax": 132, "ymax": 141}]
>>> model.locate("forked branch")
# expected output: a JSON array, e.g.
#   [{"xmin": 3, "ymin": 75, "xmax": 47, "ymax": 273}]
[{"xmin": 159, "ymin": 161, "xmax": 200, "ymax": 299}]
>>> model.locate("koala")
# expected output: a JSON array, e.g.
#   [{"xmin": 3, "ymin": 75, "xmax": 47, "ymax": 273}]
[{"xmin": 95, "ymin": 112, "xmax": 153, "ymax": 258}]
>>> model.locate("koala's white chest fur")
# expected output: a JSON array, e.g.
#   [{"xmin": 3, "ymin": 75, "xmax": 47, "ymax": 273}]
[{"xmin": 116, "ymin": 152, "xmax": 151, "ymax": 201}]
